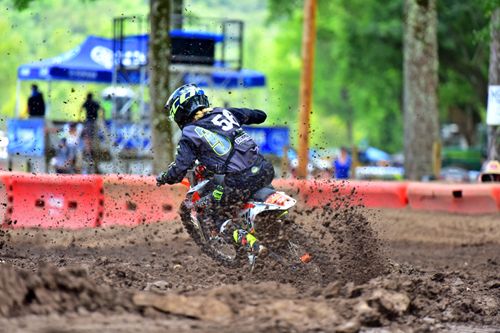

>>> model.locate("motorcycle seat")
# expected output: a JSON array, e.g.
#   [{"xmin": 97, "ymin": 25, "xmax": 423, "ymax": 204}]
[{"xmin": 251, "ymin": 186, "xmax": 276, "ymax": 202}]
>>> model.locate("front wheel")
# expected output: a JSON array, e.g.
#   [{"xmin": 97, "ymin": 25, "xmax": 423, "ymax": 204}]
[{"xmin": 179, "ymin": 201, "xmax": 244, "ymax": 268}]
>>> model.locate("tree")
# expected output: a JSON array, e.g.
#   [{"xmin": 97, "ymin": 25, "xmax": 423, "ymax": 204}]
[
  {"xmin": 487, "ymin": 7, "xmax": 500, "ymax": 160},
  {"xmin": 266, "ymin": 0, "xmax": 496, "ymax": 157},
  {"xmin": 437, "ymin": 0, "xmax": 491, "ymax": 146},
  {"xmin": 149, "ymin": 0, "xmax": 174, "ymax": 173},
  {"xmin": 172, "ymin": 0, "xmax": 183, "ymax": 29},
  {"xmin": 403, "ymin": 0, "xmax": 439, "ymax": 180},
  {"xmin": 267, "ymin": 0, "xmax": 404, "ymax": 152}
]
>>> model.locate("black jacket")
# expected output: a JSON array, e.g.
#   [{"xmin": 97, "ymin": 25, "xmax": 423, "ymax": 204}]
[
  {"xmin": 163, "ymin": 107, "xmax": 267, "ymax": 184},
  {"xmin": 28, "ymin": 93, "xmax": 45, "ymax": 117}
]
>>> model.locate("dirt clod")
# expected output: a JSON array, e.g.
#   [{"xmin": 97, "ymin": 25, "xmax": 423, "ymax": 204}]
[{"xmin": 133, "ymin": 292, "xmax": 233, "ymax": 321}]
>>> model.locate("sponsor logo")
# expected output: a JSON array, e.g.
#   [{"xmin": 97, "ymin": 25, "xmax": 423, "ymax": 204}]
[
  {"xmin": 235, "ymin": 132, "xmax": 251, "ymax": 145},
  {"xmin": 90, "ymin": 46, "xmax": 113, "ymax": 69}
]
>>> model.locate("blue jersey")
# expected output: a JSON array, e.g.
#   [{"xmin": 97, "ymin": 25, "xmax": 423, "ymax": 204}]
[
  {"xmin": 163, "ymin": 107, "xmax": 267, "ymax": 184},
  {"xmin": 334, "ymin": 155, "xmax": 351, "ymax": 179}
]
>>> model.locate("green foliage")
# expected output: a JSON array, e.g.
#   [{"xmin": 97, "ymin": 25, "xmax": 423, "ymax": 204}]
[
  {"xmin": 266, "ymin": 0, "xmax": 496, "ymax": 152},
  {"xmin": 266, "ymin": 0, "xmax": 403, "ymax": 152},
  {"xmin": 0, "ymin": 18, "xmax": 27, "ymax": 117},
  {"xmin": 11, "ymin": 0, "xmax": 34, "ymax": 11},
  {"xmin": 12, "ymin": 0, "xmax": 96, "ymax": 10},
  {"xmin": 438, "ymin": 0, "xmax": 491, "ymax": 126},
  {"xmin": 267, "ymin": 0, "xmax": 301, "ymax": 22}
]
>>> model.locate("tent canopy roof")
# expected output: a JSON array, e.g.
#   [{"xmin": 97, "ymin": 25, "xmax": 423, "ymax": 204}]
[{"xmin": 18, "ymin": 33, "xmax": 265, "ymax": 88}]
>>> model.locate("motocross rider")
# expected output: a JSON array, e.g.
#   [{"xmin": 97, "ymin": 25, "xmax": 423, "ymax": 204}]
[{"xmin": 156, "ymin": 84, "xmax": 274, "ymax": 256}]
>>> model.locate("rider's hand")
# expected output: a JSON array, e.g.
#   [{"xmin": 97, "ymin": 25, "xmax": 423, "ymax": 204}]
[
  {"xmin": 194, "ymin": 165, "xmax": 207, "ymax": 180},
  {"xmin": 156, "ymin": 172, "xmax": 168, "ymax": 187}
]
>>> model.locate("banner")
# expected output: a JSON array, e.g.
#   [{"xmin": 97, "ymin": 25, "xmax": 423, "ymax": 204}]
[
  {"xmin": 487, "ymin": 85, "xmax": 500, "ymax": 125},
  {"xmin": 104, "ymin": 121, "xmax": 151, "ymax": 154},
  {"xmin": 244, "ymin": 126, "xmax": 289, "ymax": 156},
  {"xmin": 7, "ymin": 118, "xmax": 45, "ymax": 157}
]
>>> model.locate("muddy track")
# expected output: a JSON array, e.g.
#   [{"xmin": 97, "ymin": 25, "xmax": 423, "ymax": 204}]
[{"xmin": 0, "ymin": 206, "xmax": 499, "ymax": 332}]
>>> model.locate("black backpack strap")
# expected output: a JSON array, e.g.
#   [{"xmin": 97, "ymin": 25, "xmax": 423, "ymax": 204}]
[{"xmin": 221, "ymin": 132, "xmax": 237, "ymax": 173}]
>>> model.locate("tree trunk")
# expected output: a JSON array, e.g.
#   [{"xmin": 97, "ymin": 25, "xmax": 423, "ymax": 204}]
[
  {"xmin": 341, "ymin": 88, "xmax": 353, "ymax": 147},
  {"xmin": 150, "ymin": 0, "xmax": 174, "ymax": 173},
  {"xmin": 172, "ymin": 0, "xmax": 183, "ymax": 29},
  {"xmin": 297, "ymin": 0, "xmax": 317, "ymax": 179},
  {"xmin": 487, "ymin": 7, "xmax": 500, "ymax": 161},
  {"xmin": 403, "ymin": 0, "xmax": 439, "ymax": 180}
]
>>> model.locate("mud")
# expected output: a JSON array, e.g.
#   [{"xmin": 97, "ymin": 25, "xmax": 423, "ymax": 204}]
[
  {"xmin": 0, "ymin": 263, "xmax": 134, "ymax": 317},
  {"xmin": 0, "ymin": 204, "xmax": 499, "ymax": 332}
]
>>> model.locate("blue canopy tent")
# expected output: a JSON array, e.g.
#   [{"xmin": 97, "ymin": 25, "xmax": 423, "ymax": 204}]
[
  {"xmin": 18, "ymin": 33, "xmax": 266, "ymax": 85},
  {"xmin": 18, "ymin": 35, "xmax": 149, "ymax": 84},
  {"xmin": 16, "ymin": 33, "xmax": 266, "ymax": 116}
]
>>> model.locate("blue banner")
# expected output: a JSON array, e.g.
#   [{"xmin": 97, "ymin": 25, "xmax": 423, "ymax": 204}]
[
  {"xmin": 104, "ymin": 121, "xmax": 151, "ymax": 153},
  {"xmin": 7, "ymin": 118, "xmax": 45, "ymax": 157},
  {"xmin": 244, "ymin": 126, "xmax": 289, "ymax": 156}
]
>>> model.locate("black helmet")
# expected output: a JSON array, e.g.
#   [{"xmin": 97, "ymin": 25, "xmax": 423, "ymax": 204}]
[{"xmin": 164, "ymin": 84, "xmax": 209, "ymax": 128}]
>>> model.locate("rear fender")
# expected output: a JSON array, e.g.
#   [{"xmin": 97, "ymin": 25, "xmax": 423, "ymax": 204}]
[
  {"xmin": 262, "ymin": 191, "xmax": 297, "ymax": 210},
  {"xmin": 239, "ymin": 192, "xmax": 297, "ymax": 225}
]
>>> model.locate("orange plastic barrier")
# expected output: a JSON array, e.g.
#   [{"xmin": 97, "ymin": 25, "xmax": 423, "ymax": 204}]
[
  {"xmin": 0, "ymin": 173, "xmax": 9, "ymax": 225},
  {"xmin": 407, "ymin": 182, "xmax": 500, "ymax": 214},
  {"xmin": 494, "ymin": 186, "xmax": 500, "ymax": 210},
  {"xmin": 349, "ymin": 181, "xmax": 408, "ymax": 209},
  {"xmin": 4, "ymin": 173, "xmax": 104, "ymax": 229},
  {"xmin": 272, "ymin": 178, "xmax": 303, "ymax": 197},
  {"xmin": 299, "ymin": 180, "xmax": 362, "ymax": 208},
  {"xmin": 101, "ymin": 175, "xmax": 187, "ymax": 227},
  {"xmin": 0, "ymin": 172, "xmax": 497, "ymax": 229},
  {"xmin": 280, "ymin": 179, "xmax": 408, "ymax": 209}
]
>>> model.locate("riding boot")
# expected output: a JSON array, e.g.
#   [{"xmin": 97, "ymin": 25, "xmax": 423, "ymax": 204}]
[{"xmin": 232, "ymin": 229, "xmax": 268, "ymax": 257}]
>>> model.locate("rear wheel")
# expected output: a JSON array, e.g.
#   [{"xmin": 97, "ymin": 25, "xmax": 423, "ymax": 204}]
[{"xmin": 179, "ymin": 201, "xmax": 244, "ymax": 268}]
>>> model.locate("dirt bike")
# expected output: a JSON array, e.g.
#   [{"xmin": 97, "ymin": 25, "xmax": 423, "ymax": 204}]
[{"xmin": 179, "ymin": 165, "xmax": 323, "ymax": 279}]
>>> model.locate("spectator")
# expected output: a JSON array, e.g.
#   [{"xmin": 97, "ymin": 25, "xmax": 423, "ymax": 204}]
[
  {"xmin": 60, "ymin": 122, "xmax": 82, "ymax": 147},
  {"xmin": 81, "ymin": 130, "xmax": 96, "ymax": 174},
  {"xmin": 27, "ymin": 84, "xmax": 46, "ymax": 118},
  {"xmin": 80, "ymin": 92, "xmax": 102, "ymax": 138},
  {"xmin": 333, "ymin": 147, "xmax": 352, "ymax": 179},
  {"xmin": 80, "ymin": 93, "xmax": 103, "ymax": 173},
  {"xmin": 47, "ymin": 122, "xmax": 83, "ymax": 173},
  {"xmin": 50, "ymin": 138, "xmax": 76, "ymax": 174},
  {"xmin": 65, "ymin": 122, "xmax": 84, "ymax": 171}
]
